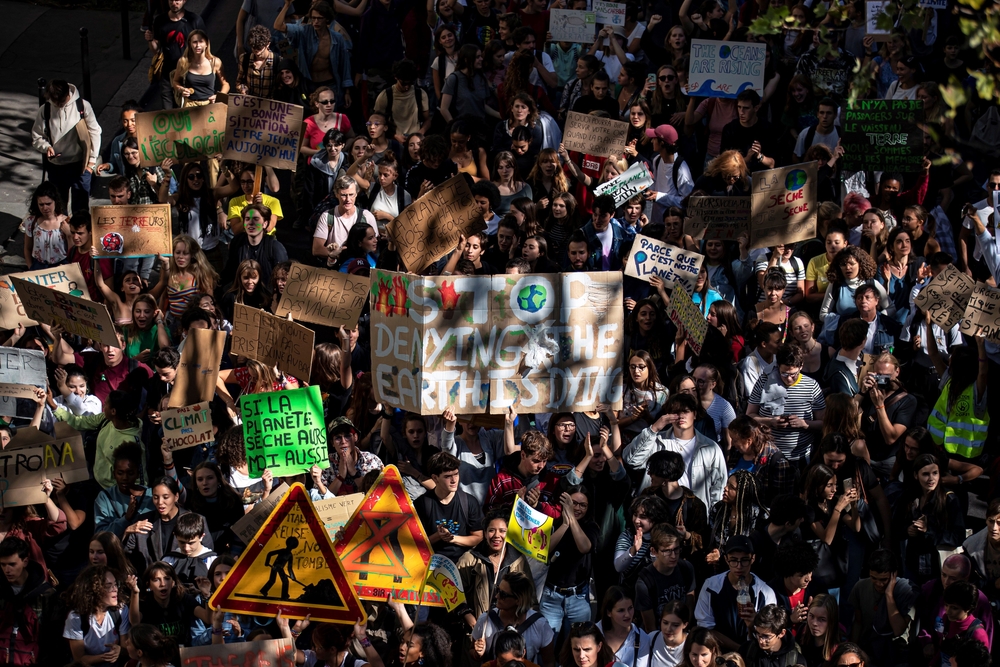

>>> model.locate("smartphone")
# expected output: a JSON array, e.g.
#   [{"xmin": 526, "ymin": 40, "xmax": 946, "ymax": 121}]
[
  {"xmin": 525, "ymin": 478, "xmax": 541, "ymax": 492},
  {"xmin": 646, "ymin": 73, "xmax": 657, "ymax": 86},
  {"xmin": 842, "ymin": 478, "xmax": 854, "ymax": 493}
]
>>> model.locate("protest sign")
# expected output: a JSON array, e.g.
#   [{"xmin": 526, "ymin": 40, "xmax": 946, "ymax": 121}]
[
  {"xmin": 506, "ymin": 497, "xmax": 554, "ymax": 564},
  {"xmin": 749, "ymin": 163, "xmax": 817, "ymax": 249},
  {"xmin": 0, "ymin": 348, "xmax": 47, "ymax": 399},
  {"xmin": 960, "ymin": 283, "xmax": 1000, "ymax": 343},
  {"xmin": 841, "ymin": 100, "xmax": 924, "ymax": 171},
  {"xmin": 563, "ymin": 111, "xmax": 629, "ymax": 157},
  {"xmin": 685, "ymin": 196, "xmax": 751, "ymax": 240},
  {"xmin": 593, "ymin": 0, "xmax": 625, "ymax": 25},
  {"xmin": 90, "ymin": 204, "xmax": 172, "ymax": 258},
  {"xmin": 688, "ymin": 40, "xmax": 766, "ymax": 98},
  {"xmin": 223, "ymin": 94, "xmax": 304, "ymax": 170},
  {"xmin": 273, "ymin": 262, "xmax": 368, "ymax": 328},
  {"xmin": 334, "ymin": 466, "xmax": 442, "ymax": 606},
  {"xmin": 388, "ymin": 175, "xmax": 484, "ymax": 273},
  {"xmin": 371, "ymin": 271, "xmax": 625, "ymax": 414},
  {"xmin": 232, "ymin": 482, "xmax": 290, "ymax": 544},
  {"xmin": 0, "ymin": 423, "xmax": 87, "ymax": 507},
  {"xmin": 9, "ymin": 276, "xmax": 118, "ymax": 348},
  {"xmin": 913, "ymin": 266, "xmax": 976, "ymax": 331},
  {"xmin": 315, "ymin": 494, "xmax": 364, "ymax": 539},
  {"xmin": 918, "ymin": 0, "xmax": 946, "ymax": 7},
  {"xmin": 232, "ymin": 304, "xmax": 315, "ymax": 381},
  {"xmin": 0, "ymin": 264, "xmax": 90, "ymax": 329},
  {"xmin": 625, "ymin": 236, "xmax": 705, "ymax": 292},
  {"xmin": 866, "ymin": 0, "xmax": 891, "ymax": 38},
  {"xmin": 135, "ymin": 104, "xmax": 227, "ymax": 167},
  {"xmin": 161, "ymin": 402, "xmax": 213, "ymax": 451},
  {"xmin": 243, "ymin": 386, "xmax": 328, "ymax": 478},
  {"xmin": 0, "ymin": 396, "xmax": 16, "ymax": 418},
  {"xmin": 550, "ymin": 9, "xmax": 597, "ymax": 42},
  {"xmin": 668, "ymin": 284, "xmax": 708, "ymax": 355},
  {"xmin": 169, "ymin": 328, "xmax": 226, "ymax": 407},
  {"xmin": 210, "ymin": 483, "xmax": 365, "ymax": 624},
  {"xmin": 425, "ymin": 555, "xmax": 466, "ymax": 612},
  {"xmin": 180, "ymin": 638, "xmax": 296, "ymax": 667},
  {"xmin": 593, "ymin": 162, "xmax": 653, "ymax": 206}
]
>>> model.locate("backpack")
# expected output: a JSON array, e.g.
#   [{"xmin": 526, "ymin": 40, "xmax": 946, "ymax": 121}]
[
  {"xmin": 0, "ymin": 602, "xmax": 45, "ymax": 666},
  {"xmin": 41, "ymin": 97, "xmax": 88, "ymax": 182},
  {"xmin": 483, "ymin": 610, "xmax": 547, "ymax": 659},
  {"xmin": 652, "ymin": 154, "xmax": 688, "ymax": 203},
  {"xmin": 383, "ymin": 85, "xmax": 430, "ymax": 128}
]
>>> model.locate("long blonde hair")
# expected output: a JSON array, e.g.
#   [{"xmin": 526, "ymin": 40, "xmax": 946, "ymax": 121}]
[
  {"xmin": 174, "ymin": 30, "xmax": 220, "ymax": 81},
  {"xmin": 171, "ymin": 234, "xmax": 217, "ymax": 296},
  {"xmin": 527, "ymin": 149, "xmax": 569, "ymax": 193}
]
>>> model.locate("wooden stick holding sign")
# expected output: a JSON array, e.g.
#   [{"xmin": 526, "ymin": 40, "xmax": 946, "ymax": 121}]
[{"xmin": 252, "ymin": 165, "xmax": 263, "ymax": 197}]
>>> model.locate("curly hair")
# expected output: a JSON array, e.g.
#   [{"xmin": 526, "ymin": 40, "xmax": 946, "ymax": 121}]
[
  {"xmin": 410, "ymin": 622, "xmax": 453, "ymax": 667},
  {"xmin": 727, "ymin": 415, "xmax": 773, "ymax": 459},
  {"xmin": 502, "ymin": 53, "xmax": 537, "ymax": 103},
  {"xmin": 826, "ymin": 245, "xmax": 877, "ymax": 285},
  {"xmin": 215, "ymin": 425, "xmax": 247, "ymax": 479},
  {"xmin": 68, "ymin": 565, "xmax": 124, "ymax": 617}
]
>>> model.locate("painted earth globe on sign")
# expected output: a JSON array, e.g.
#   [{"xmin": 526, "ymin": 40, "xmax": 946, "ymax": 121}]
[
  {"xmin": 517, "ymin": 284, "xmax": 548, "ymax": 313},
  {"xmin": 785, "ymin": 169, "xmax": 808, "ymax": 191},
  {"xmin": 719, "ymin": 45, "xmax": 731, "ymax": 58}
]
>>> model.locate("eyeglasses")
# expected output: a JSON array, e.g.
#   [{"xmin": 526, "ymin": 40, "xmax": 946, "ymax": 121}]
[
  {"xmin": 240, "ymin": 179, "xmax": 256, "ymax": 185},
  {"xmin": 779, "ymin": 371, "xmax": 800, "ymax": 379},
  {"xmin": 309, "ymin": 14, "xmax": 326, "ymax": 21},
  {"xmin": 754, "ymin": 632, "xmax": 777, "ymax": 642},
  {"xmin": 727, "ymin": 557, "xmax": 752, "ymax": 566},
  {"xmin": 554, "ymin": 423, "xmax": 575, "ymax": 430},
  {"xmin": 571, "ymin": 500, "xmax": 588, "ymax": 508},
  {"xmin": 496, "ymin": 589, "xmax": 517, "ymax": 600},
  {"xmin": 628, "ymin": 364, "xmax": 647, "ymax": 371},
  {"xmin": 659, "ymin": 74, "xmax": 677, "ymax": 82},
  {"xmin": 318, "ymin": 99, "xmax": 335, "ymax": 105}
]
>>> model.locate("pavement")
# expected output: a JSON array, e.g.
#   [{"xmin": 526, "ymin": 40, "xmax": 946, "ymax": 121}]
[{"xmin": 0, "ymin": 0, "xmax": 239, "ymax": 268}]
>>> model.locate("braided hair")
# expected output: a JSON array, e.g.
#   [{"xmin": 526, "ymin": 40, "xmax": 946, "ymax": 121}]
[{"xmin": 710, "ymin": 470, "xmax": 764, "ymax": 549}]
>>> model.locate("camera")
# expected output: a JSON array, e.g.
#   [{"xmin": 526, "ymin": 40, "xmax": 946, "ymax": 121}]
[{"xmin": 874, "ymin": 374, "xmax": 891, "ymax": 386}]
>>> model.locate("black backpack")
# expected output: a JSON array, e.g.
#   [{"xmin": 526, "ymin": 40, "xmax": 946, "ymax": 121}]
[{"xmin": 483, "ymin": 610, "xmax": 547, "ymax": 659}]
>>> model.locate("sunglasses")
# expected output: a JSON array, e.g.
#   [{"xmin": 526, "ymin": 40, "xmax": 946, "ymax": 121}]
[
  {"xmin": 318, "ymin": 99, "xmax": 335, "ymax": 105},
  {"xmin": 659, "ymin": 74, "xmax": 677, "ymax": 82},
  {"xmin": 496, "ymin": 589, "xmax": 517, "ymax": 600},
  {"xmin": 187, "ymin": 173, "xmax": 204, "ymax": 180}
]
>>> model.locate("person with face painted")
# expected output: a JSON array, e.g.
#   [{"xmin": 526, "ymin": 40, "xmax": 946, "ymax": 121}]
[{"xmin": 221, "ymin": 203, "xmax": 289, "ymax": 289}]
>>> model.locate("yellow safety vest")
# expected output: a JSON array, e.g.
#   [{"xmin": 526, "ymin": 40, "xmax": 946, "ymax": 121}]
[{"xmin": 927, "ymin": 380, "xmax": 989, "ymax": 459}]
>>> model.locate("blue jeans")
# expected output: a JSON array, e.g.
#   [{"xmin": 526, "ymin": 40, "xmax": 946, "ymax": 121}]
[
  {"xmin": 539, "ymin": 584, "xmax": 591, "ymax": 638},
  {"xmin": 121, "ymin": 256, "xmax": 156, "ymax": 282}
]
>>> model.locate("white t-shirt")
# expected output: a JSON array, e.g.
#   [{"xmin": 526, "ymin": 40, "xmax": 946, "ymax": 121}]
[
  {"xmin": 63, "ymin": 607, "xmax": 131, "ymax": 662},
  {"xmin": 594, "ymin": 49, "xmax": 635, "ymax": 83},
  {"xmin": 647, "ymin": 632, "xmax": 685, "ymax": 667},
  {"xmin": 794, "ymin": 125, "xmax": 840, "ymax": 158},
  {"xmin": 314, "ymin": 207, "xmax": 378, "ymax": 248},
  {"xmin": 369, "ymin": 185, "xmax": 410, "ymax": 221},
  {"xmin": 597, "ymin": 226, "xmax": 614, "ymax": 258},
  {"xmin": 472, "ymin": 610, "xmax": 554, "ymax": 663},
  {"xmin": 430, "ymin": 54, "xmax": 458, "ymax": 82}
]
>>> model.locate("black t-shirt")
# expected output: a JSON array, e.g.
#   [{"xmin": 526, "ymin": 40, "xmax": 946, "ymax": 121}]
[
  {"xmin": 404, "ymin": 161, "xmax": 460, "ymax": 201},
  {"xmin": 152, "ymin": 11, "xmax": 206, "ymax": 71},
  {"xmin": 860, "ymin": 390, "xmax": 917, "ymax": 462},
  {"xmin": 139, "ymin": 594, "xmax": 200, "ymax": 646},
  {"xmin": 462, "ymin": 9, "xmax": 500, "ymax": 47},
  {"xmin": 545, "ymin": 520, "xmax": 600, "ymax": 588},
  {"xmin": 719, "ymin": 118, "xmax": 775, "ymax": 171},
  {"xmin": 415, "ymin": 490, "xmax": 484, "ymax": 562},
  {"xmin": 571, "ymin": 95, "xmax": 620, "ymax": 118},
  {"xmin": 634, "ymin": 560, "xmax": 696, "ymax": 615}
]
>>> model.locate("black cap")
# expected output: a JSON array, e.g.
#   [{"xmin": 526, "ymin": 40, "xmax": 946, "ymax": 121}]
[{"xmin": 723, "ymin": 535, "xmax": 754, "ymax": 555}]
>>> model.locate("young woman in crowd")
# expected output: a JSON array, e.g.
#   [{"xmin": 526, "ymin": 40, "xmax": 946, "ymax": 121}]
[{"xmin": 21, "ymin": 182, "xmax": 69, "ymax": 269}]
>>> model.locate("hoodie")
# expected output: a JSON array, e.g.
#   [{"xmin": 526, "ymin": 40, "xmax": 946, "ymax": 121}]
[
  {"xmin": 305, "ymin": 149, "xmax": 347, "ymax": 212},
  {"xmin": 0, "ymin": 560, "xmax": 57, "ymax": 666},
  {"xmin": 744, "ymin": 632, "xmax": 806, "ymax": 667},
  {"xmin": 31, "ymin": 84, "xmax": 101, "ymax": 170},
  {"xmin": 484, "ymin": 453, "xmax": 563, "ymax": 518}
]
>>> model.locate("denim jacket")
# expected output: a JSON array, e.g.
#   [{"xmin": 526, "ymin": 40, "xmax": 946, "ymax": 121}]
[
  {"xmin": 283, "ymin": 22, "xmax": 353, "ymax": 100},
  {"xmin": 582, "ymin": 219, "xmax": 628, "ymax": 271}
]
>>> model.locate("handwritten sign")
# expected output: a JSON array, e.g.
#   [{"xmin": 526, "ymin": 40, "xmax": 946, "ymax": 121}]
[
  {"xmin": 161, "ymin": 402, "xmax": 213, "ymax": 451},
  {"xmin": 169, "ymin": 328, "xmax": 226, "ymax": 408},
  {"xmin": 685, "ymin": 196, "xmax": 751, "ymax": 240},
  {"xmin": 371, "ymin": 270, "xmax": 624, "ymax": 414},
  {"xmin": 625, "ymin": 236, "xmax": 705, "ymax": 292},
  {"xmin": 563, "ymin": 111, "xmax": 629, "ymax": 157},
  {"xmin": 223, "ymin": 95, "xmax": 304, "ymax": 171},
  {"xmin": 243, "ymin": 386, "xmax": 328, "ymax": 478},
  {"xmin": 913, "ymin": 265, "xmax": 976, "ymax": 330},
  {"xmin": 960, "ymin": 282, "xmax": 1000, "ymax": 343},
  {"xmin": 426, "ymin": 554, "xmax": 466, "ymax": 612},
  {"xmin": 549, "ymin": 9, "xmax": 597, "ymax": 42},
  {"xmin": 273, "ymin": 262, "xmax": 368, "ymax": 328},
  {"xmin": 687, "ymin": 39, "xmax": 766, "ymax": 98},
  {"xmin": 1, "ymin": 423, "xmax": 87, "ymax": 507},
  {"xmin": 388, "ymin": 175, "xmax": 484, "ymax": 273},
  {"xmin": 232, "ymin": 304, "xmax": 315, "ymax": 381},
  {"xmin": 594, "ymin": 162, "xmax": 653, "ymax": 206},
  {"xmin": 0, "ymin": 348, "xmax": 47, "ymax": 399},
  {"xmin": 90, "ymin": 204, "xmax": 172, "ymax": 258},
  {"xmin": 842, "ymin": 100, "xmax": 924, "ymax": 171},
  {"xmin": 0, "ymin": 265, "xmax": 89, "ymax": 329},
  {"xmin": 180, "ymin": 639, "xmax": 296, "ymax": 667},
  {"xmin": 315, "ymin": 494, "xmax": 364, "ymax": 539},
  {"xmin": 232, "ymin": 482, "xmax": 290, "ymax": 544},
  {"xmin": 749, "ymin": 162, "xmax": 817, "ymax": 250},
  {"xmin": 506, "ymin": 497, "xmax": 554, "ymax": 564},
  {"xmin": 866, "ymin": 0, "xmax": 891, "ymax": 38},
  {"xmin": 593, "ymin": 0, "xmax": 625, "ymax": 25},
  {"xmin": 135, "ymin": 103, "xmax": 227, "ymax": 167},
  {"xmin": 9, "ymin": 276, "xmax": 118, "ymax": 348},
  {"xmin": 668, "ymin": 284, "xmax": 708, "ymax": 355}
]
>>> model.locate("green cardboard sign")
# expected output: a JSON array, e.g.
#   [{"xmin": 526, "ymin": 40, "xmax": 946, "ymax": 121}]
[{"xmin": 243, "ymin": 386, "xmax": 329, "ymax": 477}]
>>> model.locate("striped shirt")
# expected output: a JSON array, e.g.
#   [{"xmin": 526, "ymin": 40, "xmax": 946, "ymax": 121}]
[{"xmin": 749, "ymin": 372, "xmax": 826, "ymax": 462}]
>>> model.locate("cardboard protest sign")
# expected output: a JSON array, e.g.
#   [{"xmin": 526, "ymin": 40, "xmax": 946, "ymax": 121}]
[
  {"xmin": 90, "ymin": 204, "xmax": 172, "ymax": 258},
  {"xmin": 9, "ymin": 276, "xmax": 118, "ymax": 348},
  {"xmin": 0, "ymin": 264, "xmax": 90, "ymax": 329},
  {"xmin": 593, "ymin": 0, "xmax": 625, "ymax": 25},
  {"xmin": 273, "ymin": 262, "xmax": 369, "ymax": 328},
  {"xmin": 179, "ymin": 638, "xmax": 296, "ymax": 667},
  {"xmin": 425, "ymin": 554, "xmax": 466, "ymax": 613},
  {"xmin": 223, "ymin": 94, "xmax": 304, "ymax": 170},
  {"xmin": 749, "ymin": 163, "xmax": 817, "ymax": 250},
  {"xmin": 0, "ymin": 423, "xmax": 87, "ymax": 507},
  {"xmin": 232, "ymin": 483, "xmax": 290, "ymax": 544},
  {"xmin": 866, "ymin": 0, "xmax": 891, "ymax": 38},
  {"xmin": 161, "ymin": 402, "xmax": 213, "ymax": 451},
  {"xmin": 913, "ymin": 266, "xmax": 976, "ymax": 330},
  {"xmin": 505, "ymin": 497, "xmax": 554, "ymax": 564},
  {"xmin": 842, "ymin": 100, "xmax": 924, "ymax": 172},
  {"xmin": 668, "ymin": 284, "xmax": 708, "ymax": 355},
  {"xmin": 0, "ymin": 396, "xmax": 16, "ymax": 419},
  {"xmin": 243, "ymin": 386, "xmax": 328, "ymax": 478},
  {"xmin": 314, "ymin": 494, "xmax": 364, "ymax": 539},
  {"xmin": 334, "ymin": 466, "xmax": 442, "ymax": 606},
  {"xmin": 685, "ymin": 196, "xmax": 751, "ymax": 240},
  {"xmin": 549, "ymin": 9, "xmax": 597, "ymax": 42},
  {"xmin": 210, "ymin": 483, "xmax": 365, "ymax": 624},
  {"xmin": 387, "ymin": 175, "xmax": 484, "ymax": 273},
  {"xmin": 593, "ymin": 162, "xmax": 653, "ymax": 206},
  {"xmin": 0, "ymin": 348, "xmax": 47, "ymax": 399},
  {"xmin": 688, "ymin": 40, "xmax": 766, "ymax": 98},
  {"xmin": 232, "ymin": 304, "xmax": 315, "ymax": 381},
  {"xmin": 135, "ymin": 104, "xmax": 227, "ymax": 167},
  {"xmin": 370, "ymin": 271, "xmax": 625, "ymax": 414},
  {"xmin": 625, "ymin": 236, "xmax": 705, "ymax": 292},
  {"xmin": 960, "ymin": 283, "xmax": 1000, "ymax": 342},
  {"xmin": 563, "ymin": 111, "xmax": 629, "ymax": 157},
  {"xmin": 169, "ymin": 328, "xmax": 226, "ymax": 407}
]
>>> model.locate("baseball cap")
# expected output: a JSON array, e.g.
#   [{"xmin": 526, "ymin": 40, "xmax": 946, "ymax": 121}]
[
  {"xmin": 645, "ymin": 124, "xmax": 679, "ymax": 144},
  {"xmin": 345, "ymin": 258, "xmax": 370, "ymax": 276},
  {"xmin": 723, "ymin": 535, "xmax": 755, "ymax": 555},
  {"xmin": 329, "ymin": 416, "xmax": 358, "ymax": 437}
]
